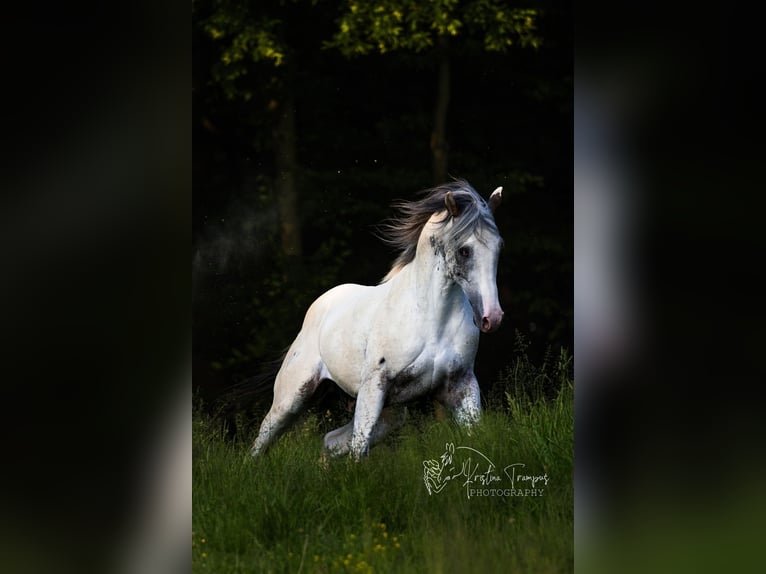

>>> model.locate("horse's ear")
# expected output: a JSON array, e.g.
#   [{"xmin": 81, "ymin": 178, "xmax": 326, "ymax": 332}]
[
  {"xmin": 445, "ymin": 191, "xmax": 460, "ymax": 217},
  {"xmin": 488, "ymin": 186, "xmax": 503, "ymax": 213}
]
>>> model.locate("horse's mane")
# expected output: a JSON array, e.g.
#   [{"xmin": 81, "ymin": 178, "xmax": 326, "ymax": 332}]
[{"xmin": 378, "ymin": 179, "xmax": 500, "ymax": 282}]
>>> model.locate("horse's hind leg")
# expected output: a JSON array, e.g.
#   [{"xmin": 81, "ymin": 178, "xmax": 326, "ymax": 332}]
[
  {"xmin": 250, "ymin": 356, "xmax": 324, "ymax": 457},
  {"xmin": 323, "ymin": 406, "xmax": 408, "ymax": 457}
]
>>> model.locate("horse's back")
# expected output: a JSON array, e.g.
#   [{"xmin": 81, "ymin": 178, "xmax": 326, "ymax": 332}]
[
  {"xmin": 297, "ymin": 282, "xmax": 380, "ymax": 345},
  {"xmin": 304, "ymin": 283, "xmax": 377, "ymax": 326}
]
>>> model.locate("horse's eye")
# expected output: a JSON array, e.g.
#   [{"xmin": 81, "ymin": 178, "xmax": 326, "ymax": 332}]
[{"xmin": 458, "ymin": 246, "xmax": 471, "ymax": 258}]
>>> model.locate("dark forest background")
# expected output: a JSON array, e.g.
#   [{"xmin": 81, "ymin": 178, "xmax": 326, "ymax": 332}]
[{"xmin": 192, "ymin": 0, "xmax": 572, "ymax": 414}]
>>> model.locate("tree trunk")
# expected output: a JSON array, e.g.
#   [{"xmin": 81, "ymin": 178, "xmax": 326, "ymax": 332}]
[
  {"xmin": 432, "ymin": 41, "xmax": 451, "ymax": 419},
  {"xmin": 433, "ymin": 40, "xmax": 450, "ymax": 420},
  {"xmin": 273, "ymin": 92, "xmax": 302, "ymax": 258},
  {"xmin": 431, "ymin": 37, "xmax": 451, "ymax": 185}
]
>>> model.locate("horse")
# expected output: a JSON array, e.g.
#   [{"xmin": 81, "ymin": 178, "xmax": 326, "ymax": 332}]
[{"xmin": 250, "ymin": 180, "xmax": 504, "ymax": 460}]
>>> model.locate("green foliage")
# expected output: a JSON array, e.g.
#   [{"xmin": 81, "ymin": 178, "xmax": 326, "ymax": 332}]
[
  {"xmin": 194, "ymin": 0, "xmax": 291, "ymax": 101},
  {"xmin": 501, "ymin": 329, "xmax": 573, "ymax": 404},
  {"xmin": 193, "ymin": 337, "xmax": 573, "ymax": 572},
  {"xmin": 195, "ymin": 0, "xmax": 542, "ymax": 99},
  {"xmin": 502, "ymin": 331, "xmax": 573, "ymax": 472},
  {"xmin": 328, "ymin": 0, "xmax": 542, "ymax": 56}
]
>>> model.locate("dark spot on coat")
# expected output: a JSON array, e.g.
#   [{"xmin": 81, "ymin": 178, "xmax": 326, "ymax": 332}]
[
  {"xmin": 296, "ymin": 375, "xmax": 320, "ymax": 400},
  {"xmin": 379, "ymin": 357, "xmax": 386, "ymax": 365},
  {"xmin": 429, "ymin": 235, "xmax": 446, "ymax": 258},
  {"xmin": 389, "ymin": 366, "xmax": 416, "ymax": 387},
  {"xmin": 288, "ymin": 374, "xmax": 322, "ymax": 415},
  {"xmin": 382, "ymin": 366, "xmax": 419, "ymax": 403}
]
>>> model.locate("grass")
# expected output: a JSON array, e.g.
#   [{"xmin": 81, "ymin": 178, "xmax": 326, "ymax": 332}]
[{"xmin": 193, "ymin": 335, "xmax": 573, "ymax": 573}]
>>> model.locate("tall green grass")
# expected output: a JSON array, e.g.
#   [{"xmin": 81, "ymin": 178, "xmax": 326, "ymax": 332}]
[{"xmin": 194, "ymin": 334, "xmax": 573, "ymax": 573}]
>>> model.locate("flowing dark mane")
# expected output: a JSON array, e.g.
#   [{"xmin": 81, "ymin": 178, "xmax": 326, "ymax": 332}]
[{"xmin": 378, "ymin": 179, "xmax": 500, "ymax": 282}]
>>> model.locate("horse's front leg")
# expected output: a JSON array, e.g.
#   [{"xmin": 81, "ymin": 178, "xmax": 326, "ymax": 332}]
[
  {"xmin": 349, "ymin": 378, "xmax": 387, "ymax": 460},
  {"xmin": 437, "ymin": 372, "xmax": 481, "ymax": 427}
]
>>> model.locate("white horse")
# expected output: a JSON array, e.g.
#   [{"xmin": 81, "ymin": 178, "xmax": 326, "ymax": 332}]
[{"xmin": 251, "ymin": 180, "xmax": 504, "ymax": 459}]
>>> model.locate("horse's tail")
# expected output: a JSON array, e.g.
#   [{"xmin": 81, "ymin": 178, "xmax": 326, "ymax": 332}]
[{"xmin": 216, "ymin": 352, "xmax": 285, "ymax": 429}]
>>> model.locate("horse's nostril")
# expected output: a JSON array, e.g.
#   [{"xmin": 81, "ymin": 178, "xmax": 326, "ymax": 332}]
[{"xmin": 481, "ymin": 317, "xmax": 491, "ymax": 331}]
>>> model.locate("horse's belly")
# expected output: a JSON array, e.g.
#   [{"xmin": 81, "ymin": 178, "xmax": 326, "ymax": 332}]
[
  {"xmin": 318, "ymin": 333, "xmax": 368, "ymax": 397},
  {"xmin": 374, "ymin": 348, "xmax": 444, "ymax": 404},
  {"xmin": 385, "ymin": 369, "xmax": 436, "ymax": 404}
]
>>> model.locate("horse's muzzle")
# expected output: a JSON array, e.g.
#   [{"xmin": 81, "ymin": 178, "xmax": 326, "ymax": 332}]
[{"xmin": 479, "ymin": 309, "xmax": 504, "ymax": 333}]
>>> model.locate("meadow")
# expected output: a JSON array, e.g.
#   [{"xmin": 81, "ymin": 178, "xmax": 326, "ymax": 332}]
[{"xmin": 193, "ymin": 336, "xmax": 573, "ymax": 573}]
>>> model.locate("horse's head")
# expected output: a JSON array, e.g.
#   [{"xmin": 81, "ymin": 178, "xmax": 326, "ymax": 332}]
[{"xmin": 439, "ymin": 186, "xmax": 504, "ymax": 333}]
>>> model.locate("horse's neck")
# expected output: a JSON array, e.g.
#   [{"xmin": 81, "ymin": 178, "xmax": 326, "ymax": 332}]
[{"xmin": 394, "ymin": 240, "xmax": 466, "ymax": 325}]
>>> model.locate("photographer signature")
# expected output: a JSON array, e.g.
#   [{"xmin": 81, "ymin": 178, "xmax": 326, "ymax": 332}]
[{"xmin": 423, "ymin": 443, "xmax": 549, "ymax": 498}]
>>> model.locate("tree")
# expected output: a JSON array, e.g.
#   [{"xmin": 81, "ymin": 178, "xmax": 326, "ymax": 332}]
[
  {"xmin": 194, "ymin": 0, "xmax": 306, "ymax": 258},
  {"xmin": 327, "ymin": 0, "xmax": 541, "ymax": 184}
]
